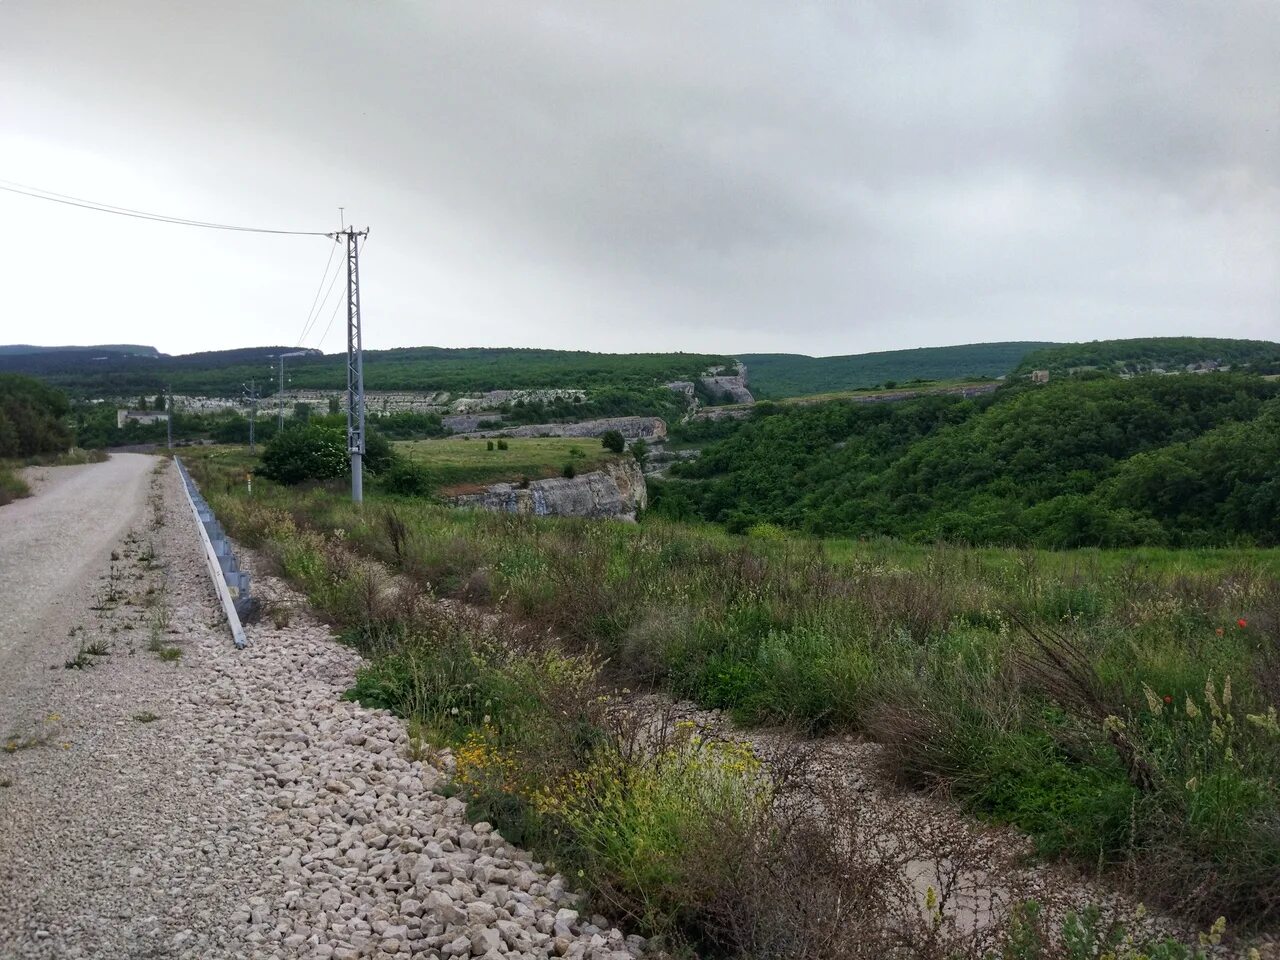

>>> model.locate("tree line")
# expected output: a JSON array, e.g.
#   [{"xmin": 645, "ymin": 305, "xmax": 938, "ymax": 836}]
[{"xmin": 652, "ymin": 373, "xmax": 1280, "ymax": 547}]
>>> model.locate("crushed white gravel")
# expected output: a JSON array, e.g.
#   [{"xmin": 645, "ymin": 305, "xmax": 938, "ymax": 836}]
[{"xmin": 0, "ymin": 458, "xmax": 645, "ymax": 960}]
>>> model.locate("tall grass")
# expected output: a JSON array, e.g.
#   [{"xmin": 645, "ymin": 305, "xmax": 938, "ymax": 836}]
[
  {"xmin": 189, "ymin": 452, "xmax": 1280, "ymax": 931},
  {"xmin": 0, "ymin": 464, "xmax": 30, "ymax": 505}
]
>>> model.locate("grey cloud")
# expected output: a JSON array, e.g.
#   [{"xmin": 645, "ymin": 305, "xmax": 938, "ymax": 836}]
[{"xmin": 0, "ymin": 0, "xmax": 1275, "ymax": 355}]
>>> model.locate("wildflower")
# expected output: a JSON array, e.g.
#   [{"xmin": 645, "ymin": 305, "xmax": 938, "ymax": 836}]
[
  {"xmin": 450, "ymin": 707, "xmax": 459, "ymax": 716},
  {"xmin": 1237, "ymin": 618, "xmax": 1248, "ymax": 629},
  {"xmin": 1215, "ymin": 627, "xmax": 1224, "ymax": 637},
  {"xmin": 1246, "ymin": 706, "xmax": 1279, "ymax": 735},
  {"xmin": 1185, "ymin": 777, "xmax": 1198, "ymax": 791},
  {"xmin": 1185, "ymin": 697, "xmax": 1200, "ymax": 719},
  {"xmin": 1222, "ymin": 674, "xmax": 1232, "ymax": 710},
  {"xmin": 1205, "ymin": 673, "xmax": 1223, "ymax": 719},
  {"xmin": 1141, "ymin": 683, "xmax": 1163, "ymax": 716},
  {"xmin": 1102, "ymin": 715, "xmax": 1127, "ymax": 734}
]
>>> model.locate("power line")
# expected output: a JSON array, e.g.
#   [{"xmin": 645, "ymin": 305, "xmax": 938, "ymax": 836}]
[
  {"xmin": 0, "ymin": 179, "xmax": 334, "ymax": 236},
  {"xmin": 304, "ymin": 257, "xmax": 346, "ymax": 348},
  {"xmin": 295, "ymin": 240, "xmax": 340, "ymax": 346},
  {"xmin": 300, "ymin": 244, "xmax": 347, "ymax": 348}
]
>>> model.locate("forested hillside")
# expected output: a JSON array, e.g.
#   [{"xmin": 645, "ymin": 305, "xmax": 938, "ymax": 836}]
[
  {"xmin": 740, "ymin": 342, "xmax": 1052, "ymax": 398},
  {"xmin": 0, "ymin": 374, "xmax": 72, "ymax": 457},
  {"xmin": 654, "ymin": 373, "xmax": 1280, "ymax": 547},
  {"xmin": 0, "ymin": 345, "xmax": 727, "ymax": 397},
  {"xmin": 1011, "ymin": 337, "xmax": 1280, "ymax": 375}
]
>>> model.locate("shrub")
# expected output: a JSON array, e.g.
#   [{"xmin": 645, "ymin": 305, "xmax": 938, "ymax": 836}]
[
  {"xmin": 562, "ymin": 462, "xmax": 576, "ymax": 479},
  {"xmin": 601, "ymin": 429, "xmax": 625, "ymax": 453},
  {"xmin": 258, "ymin": 424, "xmax": 348, "ymax": 485},
  {"xmin": 377, "ymin": 459, "xmax": 433, "ymax": 497},
  {"xmin": 487, "ymin": 440, "xmax": 495, "ymax": 451},
  {"xmin": 362, "ymin": 429, "xmax": 397, "ymax": 475},
  {"xmin": 631, "ymin": 438, "xmax": 649, "ymax": 464}
]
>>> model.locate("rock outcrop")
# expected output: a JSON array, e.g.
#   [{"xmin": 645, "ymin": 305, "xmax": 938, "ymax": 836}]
[
  {"xmin": 450, "ymin": 459, "xmax": 647, "ymax": 521},
  {"xmin": 699, "ymin": 363, "xmax": 754, "ymax": 405},
  {"xmin": 457, "ymin": 417, "xmax": 667, "ymax": 441},
  {"xmin": 441, "ymin": 413, "xmax": 505, "ymax": 433}
]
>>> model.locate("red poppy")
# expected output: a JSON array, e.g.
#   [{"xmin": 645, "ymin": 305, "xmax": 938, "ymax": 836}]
[
  {"xmin": 1237, "ymin": 618, "xmax": 1249, "ymax": 629},
  {"xmin": 1163, "ymin": 695, "xmax": 1173, "ymax": 704}
]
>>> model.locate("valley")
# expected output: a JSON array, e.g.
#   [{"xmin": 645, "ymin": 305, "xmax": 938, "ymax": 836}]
[{"xmin": 4, "ymin": 335, "xmax": 1280, "ymax": 958}]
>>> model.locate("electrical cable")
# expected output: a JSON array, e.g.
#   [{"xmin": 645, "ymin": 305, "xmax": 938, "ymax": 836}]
[
  {"xmin": 301, "ymin": 249, "xmax": 348, "ymax": 348},
  {"xmin": 295, "ymin": 239, "xmax": 340, "ymax": 346},
  {"xmin": 0, "ymin": 178, "xmax": 334, "ymax": 236},
  {"xmin": 316, "ymin": 235, "xmax": 367, "ymax": 350}
]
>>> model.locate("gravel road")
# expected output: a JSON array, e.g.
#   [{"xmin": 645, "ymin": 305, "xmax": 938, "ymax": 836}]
[
  {"xmin": 0, "ymin": 459, "xmax": 644, "ymax": 959},
  {"xmin": 0, "ymin": 454, "xmax": 154, "ymax": 734}
]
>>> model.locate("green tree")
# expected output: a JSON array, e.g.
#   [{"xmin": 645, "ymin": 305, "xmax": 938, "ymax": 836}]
[
  {"xmin": 258, "ymin": 424, "xmax": 347, "ymax": 485},
  {"xmin": 601, "ymin": 429, "xmax": 625, "ymax": 453}
]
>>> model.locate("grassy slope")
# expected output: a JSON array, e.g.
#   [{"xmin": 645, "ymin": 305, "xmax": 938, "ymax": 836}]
[
  {"xmin": 740, "ymin": 342, "xmax": 1053, "ymax": 398},
  {"xmin": 186, "ymin": 446, "xmax": 1280, "ymax": 929},
  {"xmin": 397, "ymin": 437, "xmax": 619, "ymax": 493}
]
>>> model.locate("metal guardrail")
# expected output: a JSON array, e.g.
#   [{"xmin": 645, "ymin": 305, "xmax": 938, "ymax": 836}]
[{"xmin": 174, "ymin": 458, "xmax": 250, "ymax": 648}]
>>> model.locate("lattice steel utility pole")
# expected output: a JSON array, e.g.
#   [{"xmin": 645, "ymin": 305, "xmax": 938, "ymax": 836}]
[
  {"xmin": 242, "ymin": 380, "xmax": 258, "ymax": 453},
  {"xmin": 337, "ymin": 227, "xmax": 370, "ymax": 503}
]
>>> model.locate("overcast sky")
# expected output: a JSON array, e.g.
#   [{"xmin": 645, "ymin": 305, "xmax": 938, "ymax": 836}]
[{"xmin": 1, "ymin": 1, "xmax": 1276, "ymax": 357}]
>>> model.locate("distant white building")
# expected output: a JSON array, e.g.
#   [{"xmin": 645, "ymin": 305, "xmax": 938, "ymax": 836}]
[{"xmin": 116, "ymin": 409, "xmax": 168, "ymax": 429}]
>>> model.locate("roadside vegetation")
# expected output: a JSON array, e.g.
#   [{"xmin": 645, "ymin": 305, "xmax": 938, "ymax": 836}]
[
  {"xmin": 0, "ymin": 373, "xmax": 82, "ymax": 504},
  {"xmin": 185, "ymin": 447, "xmax": 1280, "ymax": 941}
]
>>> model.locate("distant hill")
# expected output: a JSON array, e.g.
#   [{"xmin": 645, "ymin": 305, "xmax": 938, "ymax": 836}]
[
  {"xmin": 1011, "ymin": 337, "xmax": 1280, "ymax": 375},
  {"xmin": 0, "ymin": 343, "xmax": 160, "ymax": 357},
  {"xmin": 741, "ymin": 342, "xmax": 1054, "ymax": 398},
  {"xmin": 0, "ymin": 345, "xmax": 726, "ymax": 397}
]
